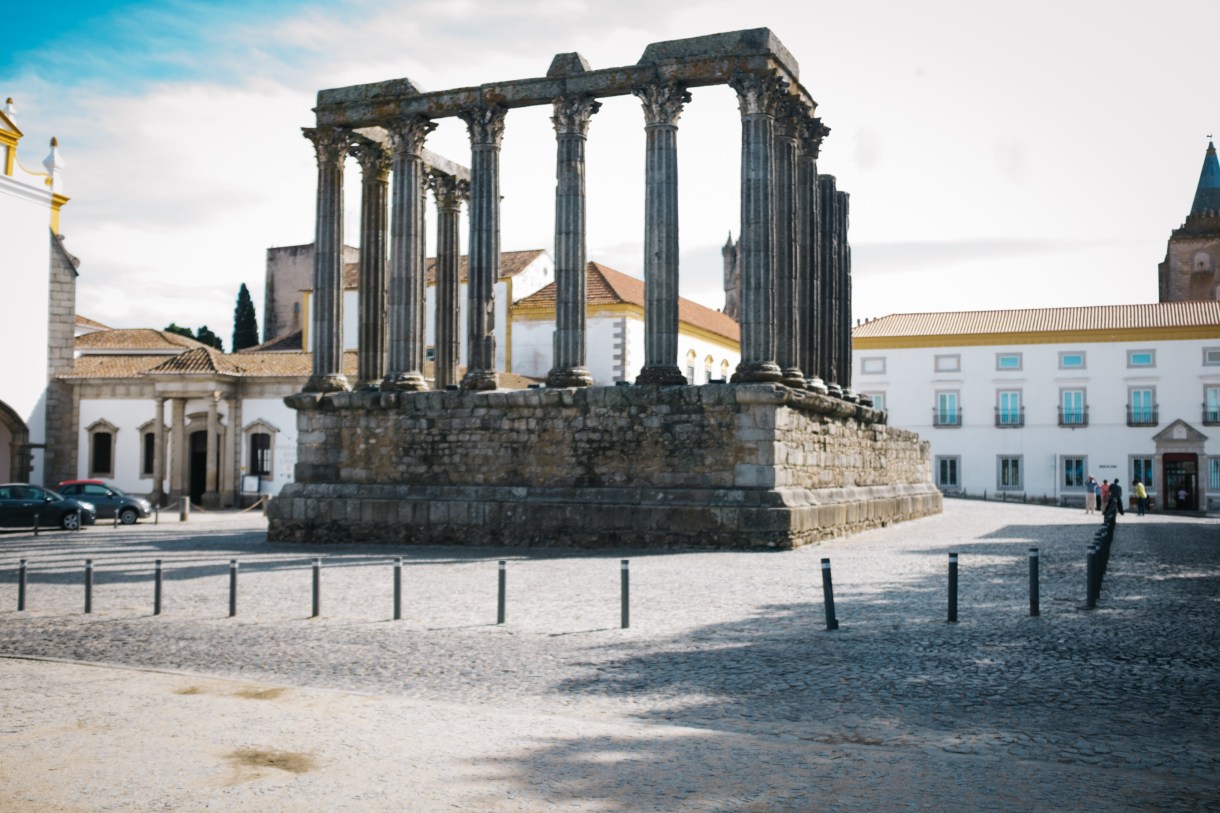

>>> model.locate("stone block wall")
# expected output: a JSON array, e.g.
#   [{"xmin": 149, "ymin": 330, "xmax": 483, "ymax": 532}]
[{"xmin": 268, "ymin": 383, "xmax": 942, "ymax": 549}]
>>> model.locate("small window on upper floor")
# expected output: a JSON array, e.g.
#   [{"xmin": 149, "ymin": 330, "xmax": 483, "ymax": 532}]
[
  {"xmin": 860, "ymin": 357, "xmax": 886, "ymax": 375},
  {"xmin": 996, "ymin": 353, "xmax": 1022, "ymax": 371},
  {"xmin": 1059, "ymin": 351, "xmax": 1086, "ymax": 370},
  {"xmin": 1204, "ymin": 347, "xmax": 1220, "ymax": 366},
  {"xmin": 1127, "ymin": 349, "xmax": 1155, "ymax": 368},
  {"xmin": 934, "ymin": 354, "xmax": 960, "ymax": 373}
]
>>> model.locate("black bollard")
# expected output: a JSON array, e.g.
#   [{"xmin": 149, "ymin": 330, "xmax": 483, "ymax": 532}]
[
  {"xmin": 1086, "ymin": 545, "xmax": 1098, "ymax": 609},
  {"xmin": 33, "ymin": 513, "xmax": 39, "ymax": 537},
  {"xmin": 1028, "ymin": 548, "xmax": 1040, "ymax": 617},
  {"xmin": 113, "ymin": 508, "xmax": 118, "ymax": 528},
  {"xmin": 84, "ymin": 559, "xmax": 93, "ymax": 614},
  {"xmin": 154, "ymin": 504, "xmax": 159, "ymax": 525},
  {"xmin": 18, "ymin": 559, "xmax": 27, "ymax": 611},
  {"xmin": 311, "ymin": 557, "xmax": 321, "ymax": 618},
  {"xmin": 621, "ymin": 560, "xmax": 630, "ymax": 629},
  {"xmin": 154, "ymin": 559, "xmax": 163, "ymax": 616},
  {"xmin": 229, "ymin": 559, "xmax": 238, "ymax": 617},
  {"xmin": 497, "ymin": 560, "xmax": 506, "ymax": 625},
  {"xmin": 820, "ymin": 558, "xmax": 839, "ymax": 631},
  {"xmin": 947, "ymin": 553, "xmax": 959, "ymax": 623},
  {"xmin": 393, "ymin": 557, "xmax": 403, "ymax": 621},
  {"xmin": 76, "ymin": 508, "xmax": 82, "ymax": 531}
]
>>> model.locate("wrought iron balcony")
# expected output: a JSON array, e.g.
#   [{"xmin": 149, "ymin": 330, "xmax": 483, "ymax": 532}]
[
  {"xmin": 1204, "ymin": 404, "xmax": 1220, "ymax": 426},
  {"xmin": 932, "ymin": 408, "xmax": 962, "ymax": 427},
  {"xmin": 994, "ymin": 407, "xmax": 1025, "ymax": 428},
  {"xmin": 1057, "ymin": 406, "xmax": 1088, "ymax": 427},
  {"xmin": 1126, "ymin": 406, "xmax": 1159, "ymax": 427}
]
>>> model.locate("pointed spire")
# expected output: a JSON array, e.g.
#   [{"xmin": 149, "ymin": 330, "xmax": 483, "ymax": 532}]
[
  {"xmin": 1190, "ymin": 140, "xmax": 1220, "ymax": 215},
  {"xmin": 3, "ymin": 97, "xmax": 15, "ymax": 123}
]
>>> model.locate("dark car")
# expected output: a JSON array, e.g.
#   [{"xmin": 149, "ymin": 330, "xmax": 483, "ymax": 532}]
[
  {"xmin": 0, "ymin": 483, "xmax": 97, "ymax": 530},
  {"xmin": 56, "ymin": 480, "xmax": 153, "ymax": 525}
]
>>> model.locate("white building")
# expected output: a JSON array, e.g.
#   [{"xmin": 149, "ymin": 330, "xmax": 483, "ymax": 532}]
[{"xmin": 852, "ymin": 302, "xmax": 1220, "ymax": 512}]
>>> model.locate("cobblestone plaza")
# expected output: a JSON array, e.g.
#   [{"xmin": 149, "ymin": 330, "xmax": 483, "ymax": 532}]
[{"xmin": 1, "ymin": 500, "xmax": 1217, "ymax": 811}]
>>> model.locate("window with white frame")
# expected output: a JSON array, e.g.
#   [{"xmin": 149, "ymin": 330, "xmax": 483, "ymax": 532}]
[
  {"xmin": 997, "ymin": 389, "xmax": 1022, "ymax": 426},
  {"xmin": 1061, "ymin": 456, "xmax": 1086, "ymax": 490},
  {"xmin": 1210, "ymin": 458, "xmax": 1220, "ymax": 491},
  {"xmin": 1131, "ymin": 456, "xmax": 1154, "ymax": 491},
  {"xmin": 860, "ymin": 356, "xmax": 886, "ymax": 374},
  {"xmin": 934, "ymin": 354, "xmax": 961, "ymax": 373},
  {"xmin": 997, "ymin": 456, "xmax": 1022, "ymax": 490},
  {"xmin": 1127, "ymin": 349, "xmax": 1155, "ymax": 368},
  {"xmin": 86, "ymin": 419, "xmax": 118, "ymax": 478},
  {"xmin": 1205, "ymin": 386, "xmax": 1220, "ymax": 424},
  {"xmin": 244, "ymin": 420, "xmax": 280, "ymax": 480},
  {"xmin": 935, "ymin": 390, "xmax": 961, "ymax": 426},
  {"xmin": 864, "ymin": 392, "xmax": 886, "ymax": 412},
  {"xmin": 1059, "ymin": 351, "xmax": 1086, "ymax": 370},
  {"xmin": 1060, "ymin": 388, "xmax": 1086, "ymax": 426},
  {"xmin": 685, "ymin": 350, "xmax": 697, "ymax": 383},
  {"xmin": 719, "ymin": 359, "xmax": 731, "ymax": 381},
  {"xmin": 935, "ymin": 456, "xmax": 960, "ymax": 490},
  {"xmin": 1129, "ymin": 387, "xmax": 1156, "ymax": 425},
  {"xmin": 703, "ymin": 355, "xmax": 714, "ymax": 384},
  {"xmin": 1205, "ymin": 347, "xmax": 1220, "ymax": 366},
  {"xmin": 996, "ymin": 352, "xmax": 1022, "ymax": 371}
]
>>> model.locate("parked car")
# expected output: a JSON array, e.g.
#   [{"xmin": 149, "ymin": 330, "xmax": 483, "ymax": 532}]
[
  {"xmin": 0, "ymin": 483, "xmax": 97, "ymax": 529},
  {"xmin": 56, "ymin": 480, "xmax": 153, "ymax": 525}
]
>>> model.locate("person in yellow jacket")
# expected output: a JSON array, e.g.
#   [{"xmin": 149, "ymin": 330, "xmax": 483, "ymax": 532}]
[{"xmin": 1135, "ymin": 479, "xmax": 1148, "ymax": 516}]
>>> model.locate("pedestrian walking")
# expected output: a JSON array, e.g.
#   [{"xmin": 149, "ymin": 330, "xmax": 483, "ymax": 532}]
[
  {"xmin": 1101, "ymin": 479, "xmax": 1110, "ymax": 511},
  {"xmin": 1085, "ymin": 475, "xmax": 1097, "ymax": 513},
  {"xmin": 1110, "ymin": 478, "xmax": 1125, "ymax": 515},
  {"xmin": 1135, "ymin": 479, "xmax": 1148, "ymax": 516}
]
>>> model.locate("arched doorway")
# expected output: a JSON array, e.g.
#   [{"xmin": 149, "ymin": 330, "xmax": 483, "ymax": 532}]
[{"xmin": 0, "ymin": 400, "xmax": 30, "ymax": 483}]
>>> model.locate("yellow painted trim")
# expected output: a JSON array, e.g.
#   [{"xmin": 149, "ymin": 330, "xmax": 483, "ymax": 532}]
[
  {"xmin": 1, "ymin": 141, "xmax": 14, "ymax": 176},
  {"xmin": 853, "ymin": 324, "xmax": 1220, "ymax": 349},
  {"xmin": 50, "ymin": 193, "xmax": 68, "ymax": 234},
  {"xmin": 513, "ymin": 301, "xmax": 741, "ymax": 353},
  {"xmin": 301, "ymin": 292, "xmax": 311, "ymax": 351},
  {"xmin": 505, "ymin": 278, "xmax": 513, "ymax": 373}
]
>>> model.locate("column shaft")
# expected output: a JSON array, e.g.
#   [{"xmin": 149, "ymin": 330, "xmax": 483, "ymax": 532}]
[
  {"xmin": 430, "ymin": 174, "xmax": 467, "ymax": 389},
  {"xmin": 774, "ymin": 102, "xmax": 803, "ymax": 387},
  {"xmin": 203, "ymin": 397, "xmax": 219, "ymax": 508},
  {"xmin": 350, "ymin": 136, "xmax": 391, "ymax": 390},
  {"xmin": 152, "ymin": 397, "xmax": 166, "ymax": 506},
  {"xmin": 633, "ymin": 83, "xmax": 689, "ymax": 386},
  {"xmin": 800, "ymin": 117, "xmax": 828, "ymax": 393},
  {"xmin": 837, "ymin": 191, "xmax": 854, "ymax": 399},
  {"xmin": 731, "ymin": 74, "xmax": 785, "ymax": 383},
  {"xmin": 169, "ymin": 398, "xmax": 185, "ymax": 502},
  {"xmin": 548, "ymin": 95, "xmax": 600, "ymax": 387},
  {"xmin": 818, "ymin": 175, "xmax": 842, "ymax": 396},
  {"xmin": 384, "ymin": 116, "xmax": 436, "ymax": 391},
  {"xmin": 458, "ymin": 105, "xmax": 507, "ymax": 391},
  {"xmin": 302, "ymin": 126, "xmax": 350, "ymax": 393}
]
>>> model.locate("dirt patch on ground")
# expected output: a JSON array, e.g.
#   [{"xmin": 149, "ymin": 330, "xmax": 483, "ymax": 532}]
[
  {"xmin": 234, "ymin": 687, "xmax": 288, "ymax": 701},
  {"xmin": 227, "ymin": 748, "xmax": 317, "ymax": 775}
]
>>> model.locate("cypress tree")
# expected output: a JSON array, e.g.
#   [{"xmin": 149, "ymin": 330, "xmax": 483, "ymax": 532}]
[
  {"xmin": 195, "ymin": 325, "xmax": 224, "ymax": 351},
  {"xmin": 233, "ymin": 283, "xmax": 260, "ymax": 351}
]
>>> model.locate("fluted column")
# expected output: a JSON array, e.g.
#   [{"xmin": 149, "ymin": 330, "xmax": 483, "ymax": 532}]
[
  {"xmin": 774, "ymin": 99, "xmax": 804, "ymax": 388},
  {"xmin": 799, "ymin": 117, "xmax": 828, "ymax": 394},
  {"xmin": 349, "ymin": 136, "xmax": 391, "ymax": 390},
  {"xmin": 151, "ymin": 397, "xmax": 166, "ymax": 506},
  {"xmin": 837, "ymin": 191, "xmax": 854, "ymax": 400},
  {"xmin": 203, "ymin": 394, "xmax": 219, "ymax": 508},
  {"xmin": 430, "ymin": 173, "xmax": 468, "ymax": 389},
  {"xmin": 547, "ymin": 94, "xmax": 601, "ymax": 388},
  {"xmin": 633, "ymin": 82, "xmax": 689, "ymax": 386},
  {"xmin": 169, "ymin": 398, "xmax": 185, "ymax": 502},
  {"xmin": 818, "ymin": 174, "xmax": 842, "ymax": 397},
  {"xmin": 730, "ymin": 73, "xmax": 785, "ymax": 383},
  {"xmin": 302, "ymin": 126, "xmax": 351, "ymax": 393},
  {"xmin": 383, "ymin": 115, "xmax": 436, "ymax": 392},
  {"xmin": 458, "ymin": 104, "xmax": 507, "ymax": 392}
]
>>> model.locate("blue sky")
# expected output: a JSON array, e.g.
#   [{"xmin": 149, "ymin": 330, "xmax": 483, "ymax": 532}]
[{"xmin": 3, "ymin": 0, "xmax": 1218, "ymax": 339}]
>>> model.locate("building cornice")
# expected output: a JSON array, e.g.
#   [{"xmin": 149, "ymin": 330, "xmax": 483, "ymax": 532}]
[{"xmin": 853, "ymin": 324, "xmax": 1220, "ymax": 350}]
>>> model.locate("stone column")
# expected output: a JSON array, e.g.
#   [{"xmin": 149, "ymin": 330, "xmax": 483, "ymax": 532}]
[
  {"xmin": 773, "ymin": 99, "xmax": 804, "ymax": 388},
  {"xmin": 151, "ymin": 397, "xmax": 166, "ymax": 506},
  {"xmin": 730, "ymin": 73, "xmax": 785, "ymax": 384},
  {"xmin": 818, "ymin": 175, "xmax": 842, "ymax": 397},
  {"xmin": 383, "ymin": 116, "xmax": 436, "ymax": 392},
  {"xmin": 302, "ymin": 126, "xmax": 350, "ymax": 393},
  {"xmin": 632, "ymin": 82, "xmax": 689, "ymax": 386},
  {"xmin": 349, "ymin": 135, "xmax": 391, "ymax": 390},
  {"xmin": 547, "ymin": 94, "xmax": 600, "ymax": 388},
  {"xmin": 799, "ymin": 117, "xmax": 828, "ymax": 394},
  {"xmin": 203, "ymin": 394, "xmax": 220, "ymax": 508},
  {"xmin": 837, "ymin": 191, "xmax": 855, "ymax": 400},
  {"xmin": 169, "ymin": 397, "xmax": 185, "ymax": 503},
  {"xmin": 458, "ymin": 104, "xmax": 507, "ymax": 392},
  {"xmin": 430, "ymin": 172, "xmax": 467, "ymax": 389}
]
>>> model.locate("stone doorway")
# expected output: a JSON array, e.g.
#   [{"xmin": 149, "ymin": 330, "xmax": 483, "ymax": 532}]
[
  {"xmin": 0, "ymin": 399, "xmax": 30, "ymax": 483},
  {"xmin": 1163, "ymin": 453, "xmax": 1198, "ymax": 511},
  {"xmin": 188, "ymin": 430, "xmax": 208, "ymax": 506}
]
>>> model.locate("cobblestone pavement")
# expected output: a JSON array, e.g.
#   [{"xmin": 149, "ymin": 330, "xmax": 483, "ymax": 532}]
[{"xmin": 0, "ymin": 501, "xmax": 1217, "ymax": 811}]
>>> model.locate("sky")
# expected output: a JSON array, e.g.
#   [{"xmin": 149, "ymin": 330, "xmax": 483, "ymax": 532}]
[{"xmin": 3, "ymin": 0, "xmax": 1218, "ymax": 344}]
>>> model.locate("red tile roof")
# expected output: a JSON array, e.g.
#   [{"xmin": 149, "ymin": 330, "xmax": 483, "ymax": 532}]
[
  {"xmin": 340, "ymin": 249, "xmax": 548, "ymax": 289},
  {"xmin": 75, "ymin": 328, "xmax": 210, "ymax": 352}
]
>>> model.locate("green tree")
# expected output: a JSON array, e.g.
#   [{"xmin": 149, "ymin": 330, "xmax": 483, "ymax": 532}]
[
  {"xmin": 164, "ymin": 323, "xmax": 195, "ymax": 339},
  {"xmin": 195, "ymin": 325, "xmax": 224, "ymax": 351},
  {"xmin": 232, "ymin": 283, "xmax": 259, "ymax": 351}
]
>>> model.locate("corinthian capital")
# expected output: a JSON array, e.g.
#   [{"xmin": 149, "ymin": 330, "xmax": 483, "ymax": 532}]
[
  {"xmin": 729, "ymin": 73, "xmax": 789, "ymax": 118},
  {"xmin": 302, "ymin": 126, "xmax": 349, "ymax": 165},
  {"xmin": 429, "ymin": 172, "xmax": 469, "ymax": 211},
  {"xmin": 800, "ymin": 116, "xmax": 831, "ymax": 159},
  {"xmin": 459, "ymin": 104, "xmax": 508, "ymax": 147},
  {"xmin": 633, "ymin": 82, "xmax": 691, "ymax": 127},
  {"xmin": 552, "ymin": 94, "xmax": 602, "ymax": 137},
  {"xmin": 775, "ymin": 97, "xmax": 810, "ymax": 140},
  {"xmin": 347, "ymin": 134, "xmax": 391, "ymax": 180},
  {"xmin": 385, "ymin": 115, "xmax": 437, "ymax": 157}
]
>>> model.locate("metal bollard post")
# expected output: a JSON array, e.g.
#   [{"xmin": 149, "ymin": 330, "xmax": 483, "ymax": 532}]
[
  {"xmin": 311, "ymin": 557, "xmax": 321, "ymax": 618},
  {"xmin": 113, "ymin": 508, "xmax": 118, "ymax": 528},
  {"xmin": 229, "ymin": 559, "xmax": 238, "ymax": 617},
  {"xmin": 18, "ymin": 559, "xmax": 27, "ymax": 611},
  {"xmin": 497, "ymin": 560, "xmax": 506, "ymax": 625},
  {"xmin": 154, "ymin": 559, "xmax": 163, "ymax": 616},
  {"xmin": 820, "ymin": 558, "xmax": 839, "ymax": 631},
  {"xmin": 84, "ymin": 559, "xmax": 93, "ymax": 614},
  {"xmin": 621, "ymin": 560, "xmax": 630, "ymax": 629},
  {"xmin": 33, "ymin": 513, "xmax": 39, "ymax": 537},
  {"xmin": 947, "ymin": 552, "xmax": 959, "ymax": 623},
  {"xmin": 1086, "ymin": 545, "xmax": 1098, "ymax": 609},
  {"xmin": 179, "ymin": 498, "xmax": 189, "ymax": 522},
  {"xmin": 393, "ymin": 557, "xmax": 403, "ymax": 621},
  {"xmin": 154, "ymin": 504, "xmax": 159, "ymax": 525},
  {"xmin": 1028, "ymin": 548, "xmax": 1040, "ymax": 617},
  {"xmin": 76, "ymin": 508, "xmax": 82, "ymax": 532}
]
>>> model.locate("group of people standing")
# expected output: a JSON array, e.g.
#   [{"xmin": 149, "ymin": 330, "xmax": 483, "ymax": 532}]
[{"xmin": 1084, "ymin": 476, "xmax": 1149, "ymax": 516}]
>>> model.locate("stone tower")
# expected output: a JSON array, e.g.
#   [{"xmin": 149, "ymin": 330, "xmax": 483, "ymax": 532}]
[
  {"xmin": 1159, "ymin": 140, "xmax": 1220, "ymax": 302},
  {"xmin": 721, "ymin": 231, "xmax": 740, "ymax": 320}
]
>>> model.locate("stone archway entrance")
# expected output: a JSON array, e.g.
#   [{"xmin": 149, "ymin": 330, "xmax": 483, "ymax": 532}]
[
  {"xmin": 0, "ymin": 400, "xmax": 30, "ymax": 483},
  {"xmin": 1153, "ymin": 420, "xmax": 1209, "ymax": 514},
  {"xmin": 188, "ymin": 430, "xmax": 208, "ymax": 506}
]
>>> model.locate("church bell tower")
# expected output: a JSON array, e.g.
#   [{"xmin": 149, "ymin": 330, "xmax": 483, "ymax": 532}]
[{"xmin": 1159, "ymin": 140, "xmax": 1220, "ymax": 302}]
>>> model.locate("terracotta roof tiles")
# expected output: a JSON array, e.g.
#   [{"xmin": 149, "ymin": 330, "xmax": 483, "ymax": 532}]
[
  {"xmin": 75, "ymin": 328, "xmax": 209, "ymax": 352},
  {"xmin": 340, "ymin": 249, "xmax": 548, "ymax": 289}
]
